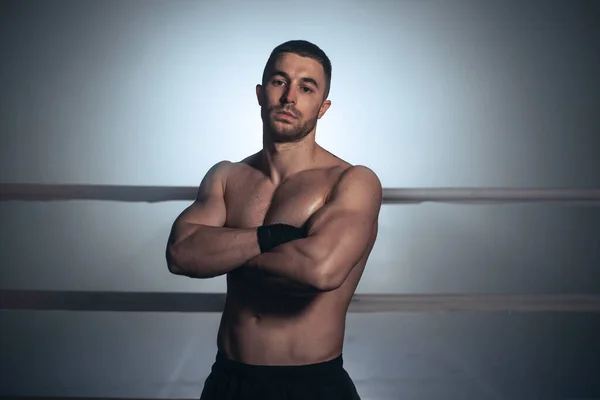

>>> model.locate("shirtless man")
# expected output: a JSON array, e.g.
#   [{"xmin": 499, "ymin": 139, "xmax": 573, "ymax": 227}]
[{"xmin": 166, "ymin": 40, "xmax": 382, "ymax": 399}]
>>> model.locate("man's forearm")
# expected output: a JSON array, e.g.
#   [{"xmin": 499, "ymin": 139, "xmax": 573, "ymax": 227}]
[
  {"xmin": 168, "ymin": 224, "xmax": 261, "ymax": 278},
  {"xmin": 242, "ymin": 267, "xmax": 322, "ymax": 296},
  {"xmin": 246, "ymin": 237, "xmax": 328, "ymax": 291}
]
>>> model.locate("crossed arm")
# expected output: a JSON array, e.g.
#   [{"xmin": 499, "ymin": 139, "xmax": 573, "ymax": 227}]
[
  {"xmin": 245, "ymin": 166, "xmax": 382, "ymax": 292},
  {"xmin": 166, "ymin": 162, "xmax": 382, "ymax": 292}
]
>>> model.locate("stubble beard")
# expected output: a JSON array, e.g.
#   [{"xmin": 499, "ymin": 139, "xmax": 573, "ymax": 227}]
[{"xmin": 263, "ymin": 108, "xmax": 319, "ymax": 143}]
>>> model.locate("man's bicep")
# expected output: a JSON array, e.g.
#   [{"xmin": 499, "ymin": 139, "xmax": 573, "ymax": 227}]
[
  {"xmin": 307, "ymin": 166, "xmax": 382, "ymax": 234},
  {"xmin": 169, "ymin": 161, "xmax": 231, "ymax": 243},
  {"xmin": 177, "ymin": 195, "xmax": 226, "ymax": 227},
  {"xmin": 311, "ymin": 208, "xmax": 377, "ymax": 266},
  {"xmin": 306, "ymin": 166, "xmax": 382, "ymax": 267}
]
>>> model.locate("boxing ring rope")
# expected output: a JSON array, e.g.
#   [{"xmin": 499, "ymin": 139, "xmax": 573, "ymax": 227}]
[
  {"xmin": 1, "ymin": 183, "xmax": 600, "ymax": 313},
  {"xmin": 1, "ymin": 183, "xmax": 600, "ymax": 205},
  {"xmin": 2, "ymin": 290, "xmax": 600, "ymax": 312}
]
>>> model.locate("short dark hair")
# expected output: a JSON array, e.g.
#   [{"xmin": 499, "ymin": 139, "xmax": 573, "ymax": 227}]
[{"xmin": 261, "ymin": 40, "xmax": 332, "ymax": 99}]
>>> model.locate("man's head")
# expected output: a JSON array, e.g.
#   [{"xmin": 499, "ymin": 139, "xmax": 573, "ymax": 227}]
[{"xmin": 257, "ymin": 40, "xmax": 332, "ymax": 143}]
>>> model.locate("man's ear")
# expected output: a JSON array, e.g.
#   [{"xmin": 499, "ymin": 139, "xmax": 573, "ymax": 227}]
[
  {"xmin": 318, "ymin": 99, "xmax": 331, "ymax": 119},
  {"xmin": 256, "ymin": 84, "xmax": 263, "ymax": 106}
]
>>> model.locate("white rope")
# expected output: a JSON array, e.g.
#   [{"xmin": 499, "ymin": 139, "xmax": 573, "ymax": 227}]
[
  {"xmin": 1, "ymin": 184, "xmax": 599, "ymax": 205},
  {"xmin": 1, "ymin": 290, "xmax": 599, "ymax": 312}
]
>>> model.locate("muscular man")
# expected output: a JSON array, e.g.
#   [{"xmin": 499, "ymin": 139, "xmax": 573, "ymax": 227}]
[{"xmin": 166, "ymin": 40, "xmax": 382, "ymax": 399}]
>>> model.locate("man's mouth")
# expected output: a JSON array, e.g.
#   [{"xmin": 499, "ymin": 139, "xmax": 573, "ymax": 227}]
[{"xmin": 276, "ymin": 111, "xmax": 297, "ymax": 119}]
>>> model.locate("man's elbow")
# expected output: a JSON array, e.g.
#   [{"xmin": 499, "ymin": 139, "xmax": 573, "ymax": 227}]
[
  {"xmin": 310, "ymin": 262, "xmax": 346, "ymax": 292},
  {"xmin": 166, "ymin": 244, "xmax": 197, "ymax": 277},
  {"xmin": 167, "ymin": 260, "xmax": 184, "ymax": 276},
  {"xmin": 166, "ymin": 245, "xmax": 185, "ymax": 275},
  {"xmin": 166, "ymin": 245, "xmax": 221, "ymax": 279}
]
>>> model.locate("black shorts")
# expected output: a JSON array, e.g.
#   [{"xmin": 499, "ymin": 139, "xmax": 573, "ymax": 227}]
[{"xmin": 200, "ymin": 351, "xmax": 362, "ymax": 400}]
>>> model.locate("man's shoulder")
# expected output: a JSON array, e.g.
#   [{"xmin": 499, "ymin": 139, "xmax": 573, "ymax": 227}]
[
  {"xmin": 337, "ymin": 164, "xmax": 382, "ymax": 191},
  {"xmin": 208, "ymin": 152, "xmax": 260, "ymax": 176},
  {"xmin": 321, "ymin": 161, "xmax": 381, "ymax": 207},
  {"xmin": 321, "ymin": 149, "xmax": 378, "ymax": 176},
  {"xmin": 326, "ymin": 155, "xmax": 379, "ymax": 185},
  {"xmin": 205, "ymin": 160, "xmax": 235, "ymax": 179}
]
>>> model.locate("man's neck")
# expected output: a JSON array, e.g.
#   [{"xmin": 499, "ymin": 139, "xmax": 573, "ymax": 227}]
[{"xmin": 261, "ymin": 133, "xmax": 318, "ymax": 185}]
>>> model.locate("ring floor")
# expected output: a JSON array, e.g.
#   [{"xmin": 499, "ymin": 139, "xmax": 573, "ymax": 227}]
[{"xmin": 1, "ymin": 311, "xmax": 599, "ymax": 400}]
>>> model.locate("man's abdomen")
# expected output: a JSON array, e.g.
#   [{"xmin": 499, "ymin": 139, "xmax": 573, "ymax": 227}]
[{"xmin": 217, "ymin": 296, "xmax": 347, "ymax": 366}]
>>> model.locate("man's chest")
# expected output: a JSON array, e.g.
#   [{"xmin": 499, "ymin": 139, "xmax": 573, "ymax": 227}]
[{"xmin": 223, "ymin": 169, "xmax": 338, "ymax": 229}]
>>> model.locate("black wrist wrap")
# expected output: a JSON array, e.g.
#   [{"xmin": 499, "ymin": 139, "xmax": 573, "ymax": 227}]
[{"xmin": 257, "ymin": 223, "xmax": 307, "ymax": 253}]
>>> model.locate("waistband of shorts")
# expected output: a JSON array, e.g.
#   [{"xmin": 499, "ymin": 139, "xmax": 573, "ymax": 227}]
[{"xmin": 212, "ymin": 350, "xmax": 344, "ymax": 379}]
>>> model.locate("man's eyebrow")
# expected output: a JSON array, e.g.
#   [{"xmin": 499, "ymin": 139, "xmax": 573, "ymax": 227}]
[
  {"xmin": 270, "ymin": 70, "xmax": 320, "ymax": 89},
  {"xmin": 301, "ymin": 77, "xmax": 319, "ymax": 88}
]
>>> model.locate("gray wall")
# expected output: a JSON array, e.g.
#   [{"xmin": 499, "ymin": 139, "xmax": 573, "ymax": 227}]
[{"xmin": 1, "ymin": 1, "xmax": 599, "ymax": 399}]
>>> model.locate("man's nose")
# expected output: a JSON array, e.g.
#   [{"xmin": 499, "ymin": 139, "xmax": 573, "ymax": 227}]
[{"xmin": 281, "ymin": 86, "xmax": 297, "ymax": 104}]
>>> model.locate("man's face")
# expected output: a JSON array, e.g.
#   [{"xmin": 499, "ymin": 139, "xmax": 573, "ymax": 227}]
[{"xmin": 257, "ymin": 52, "xmax": 331, "ymax": 143}]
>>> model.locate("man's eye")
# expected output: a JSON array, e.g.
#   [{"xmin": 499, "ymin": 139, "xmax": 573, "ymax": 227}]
[
  {"xmin": 301, "ymin": 87, "xmax": 313, "ymax": 93},
  {"xmin": 272, "ymin": 80, "xmax": 285, "ymax": 86}
]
